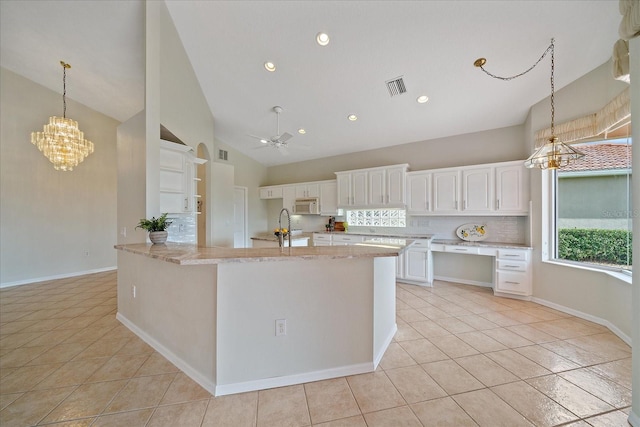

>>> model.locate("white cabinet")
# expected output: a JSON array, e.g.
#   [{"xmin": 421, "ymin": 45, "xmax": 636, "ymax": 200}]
[
  {"xmin": 332, "ymin": 234, "xmax": 365, "ymax": 245},
  {"xmin": 295, "ymin": 183, "xmax": 319, "ymax": 198},
  {"xmin": 282, "ymin": 185, "xmax": 296, "ymax": 213},
  {"xmin": 159, "ymin": 140, "xmax": 206, "ymax": 214},
  {"xmin": 433, "ymin": 170, "xmax": 460, "ymax": 213},
  {"xmin": 312, "ymin": 233, "xmax": 332, "ymax": 246},
  {"xmin": 319, "ymin": 181, "xmax": 340, "ymax": 216},
  {"xmin": 462, "ymin": 167, "xmax": 493, "ymax": 213},
  {"xmin": 409, "ymin": 160, "xmax": 529, "ymax": 216},
  {"xmin": 259, "ymin": 186, "xmax": 283, "ymax": 199},
  {"xmin": 406, "ymin": 171, "xmax": 432, "ymax": 214},
  {"xmin": 495, "ymin": 163, "xmax": 529, "ymax": 214},
  {"xmin": 400, "ymin": 239, "xmax": 431, "ymax": 284},
  {"xmin": 336, "ymin": 164, "xmax": 408, "ymax": 207},
  {"xmin": 494, "ymin": 249, "xmax": 532, "ymax": 297}
]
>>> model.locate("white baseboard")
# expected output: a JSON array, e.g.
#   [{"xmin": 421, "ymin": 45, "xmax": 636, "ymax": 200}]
[
  {"xmin": 1, "ymin": 266, "xmax": 117, "ymax": 289},
  {"xmin": 215, "ymin": 362, "xmax": 374, "ymax": 397},
  {"xmin": 374, "ymin": 324, "xmax": 398, "ymax": 368},
  {"xmin": 531, "ymin": 297, "xmax": 632, "ymax": 347},
  {"xmin": 116, "ymin": 312, "xmax": 217, "ymax": 395},
  {"xmin": 117, "ymin": 312, "xmax": 394, "ymax": 397},
  {"xmin": 434, "ymin": 275, "xmax": 492, "ymax": 288}
]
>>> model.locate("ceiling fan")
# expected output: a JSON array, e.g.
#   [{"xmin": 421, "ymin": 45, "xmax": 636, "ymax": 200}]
[{"xmin": 250, "ymin": 106, "xmax": 294, "ymax": 155}]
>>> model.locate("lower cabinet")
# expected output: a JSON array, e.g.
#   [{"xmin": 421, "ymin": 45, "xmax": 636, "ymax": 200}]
[
  {"xmin": 397, "ymin": 239, "xmax": 431, "ymax": 285},
  {"xmin": 494, "ymin": 249, "xmax": 532, "ymax": 297}
]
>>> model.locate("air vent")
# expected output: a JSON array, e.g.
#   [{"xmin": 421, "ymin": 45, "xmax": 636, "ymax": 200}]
[
  {"xmin": 218, "ymin": 149, "xmax": 228, "ymax": 161},
  {"xmin": 385, "ymin": 76, "xmax": 407, "ymax": 97}
]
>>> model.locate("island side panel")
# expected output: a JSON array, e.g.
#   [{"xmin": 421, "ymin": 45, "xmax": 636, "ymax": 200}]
[
  {"xmin": 373, "ymin": 256, "xmax": 398, "ymax": 366},
  {"xmin": 216, "ymin": 257, "xmax": 382, "ymax": 394},
  {"xmin": 116, "ymin": 251, "xmax": 217, "ymax": 391}
]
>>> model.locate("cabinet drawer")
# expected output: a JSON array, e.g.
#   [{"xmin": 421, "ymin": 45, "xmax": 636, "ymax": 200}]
[
  {"xmin": 445, "ymin": 245, "xmax": 479, "ymax": 255},
  {"xmin": 497, "ymin": 260, "xmax": 527, "ymax": 272},
  {"xmin": 497, "ymin": 249, "xmax": 528, "ymax": 261},
  {"xmin": 411, "ymin": 239, "xmax": 431, "ymax": 248},
  {"xmin": 430, "ymin": 243, "xmax": 444, "ymax": 252},
  {"xmin": 496, "ymin": 271, "xmax": 530, "ymax": 295},
  {"xmin": 332, "ymin": 235, "xmax": 364, "ymax": 245},
  {"xmin": 312, "ymin": 234, "xmax": 332, "ymax": 242}
]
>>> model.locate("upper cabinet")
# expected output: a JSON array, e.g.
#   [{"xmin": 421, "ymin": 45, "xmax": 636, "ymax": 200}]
[
  {"xmin": 319, "ymin": 181, "xmax": 340, "ymax": 216},
  {"xmin": 336, "ymin": 164, "xmax": 408, "ymax": 208},
  {"xmin": 294, "ymin": 183, "xmax": 319, "ymax": 198},
  {"xmin": 259, "ymin": 179, "xmax": 339, "ymax": 216},
  {"xmin": 406, "ymin": 160, "xmax": 529, "ymax": 216},
  {"xmin": 259, "ymin": 186, "xmax": 283, "ymax": 199},
  {"xmin": 159, "ymin": 140, "xmax": 207, "ymax": 214}
]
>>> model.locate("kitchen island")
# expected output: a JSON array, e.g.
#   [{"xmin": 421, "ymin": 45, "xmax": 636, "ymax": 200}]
[{"xmin": 114, "ymin": 242, "xmax": 406, "ymax": 396}]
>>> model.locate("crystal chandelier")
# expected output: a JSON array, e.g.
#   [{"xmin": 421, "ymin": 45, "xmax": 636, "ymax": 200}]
[
  {"xmin": 31, "ymin": 61, "xmax": 94, "ymax": 171},
  {"xmin": 474, "ymin": 39, "xmax": 584, "ymax": 170}
]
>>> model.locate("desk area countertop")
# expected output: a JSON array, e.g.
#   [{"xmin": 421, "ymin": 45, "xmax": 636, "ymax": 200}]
[
  {"xmin": 114, "ymin": 242, "xmax": 406, "ymax": 265},
  {"xmin": 431, "ymin": 239, "xmax": 532, "ymax": 250}
]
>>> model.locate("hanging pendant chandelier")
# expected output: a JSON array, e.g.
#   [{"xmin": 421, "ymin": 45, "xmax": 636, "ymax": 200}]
[
  {"xmin": 474, "ymin": 39, "xmax": 584, "ymax": 170},
  {"xmin": 31, "ymin": 61, "xmax": 94, "ymax": 171}
]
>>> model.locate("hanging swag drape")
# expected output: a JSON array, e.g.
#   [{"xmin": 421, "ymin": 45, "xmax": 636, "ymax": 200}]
[{"xmin": 533, "ymin": 87, "xmax": 630, "ymax": 148}]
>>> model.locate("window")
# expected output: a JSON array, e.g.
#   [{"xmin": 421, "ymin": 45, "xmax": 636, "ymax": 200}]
[
  {"xmin": 346, "ymin": 209, "xmax": 406, "ymax": 227},
  {"xmin": 553, "ymin": 137, "xmax": 632, "ymax": 272}
]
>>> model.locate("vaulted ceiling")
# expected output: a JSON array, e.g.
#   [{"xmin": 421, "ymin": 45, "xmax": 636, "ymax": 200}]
[{"xmin": 1, "ymin": 1, "xmax": 622, "ymax": 166}]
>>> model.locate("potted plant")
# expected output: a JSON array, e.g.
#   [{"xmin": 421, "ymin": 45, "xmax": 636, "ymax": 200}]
[{"xmin": 136, "ymin": 213, "xmax": 172, "ymax": 244}]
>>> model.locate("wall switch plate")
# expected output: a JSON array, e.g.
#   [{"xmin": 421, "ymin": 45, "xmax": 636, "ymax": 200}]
[{"xmin": 275, "ymin": 319, "xmax": 286, "ymax": 336}]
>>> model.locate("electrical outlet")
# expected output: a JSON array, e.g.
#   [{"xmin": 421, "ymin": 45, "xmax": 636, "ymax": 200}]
[
  {"xmin": 121, "ymin": 227, "xmax": 127, "ymax": 237},
  {"xmin": 132, "ymin": 285, "xmax": 136, "ymax": 298},
  {"xmin": 84, "ymin": 251, "xmax": 90, "ymax": 257},
  {"xmin": 275, "ymin": 319, "xmax": 286, "ymax": 336}
]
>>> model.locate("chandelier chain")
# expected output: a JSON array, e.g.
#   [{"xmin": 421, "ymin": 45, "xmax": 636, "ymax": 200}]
[
  {"xmin": 477, "ymin": 39, "xmax": 555, "ymax": 81},
  {"xmin": 62, "ymin": 64, "xmax": 67, "ymax": 118}
]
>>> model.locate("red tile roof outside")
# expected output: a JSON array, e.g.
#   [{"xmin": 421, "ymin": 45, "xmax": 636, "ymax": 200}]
[{"xmin": 560, "ymin": 143, "xmax": 631, "ymax": 172}]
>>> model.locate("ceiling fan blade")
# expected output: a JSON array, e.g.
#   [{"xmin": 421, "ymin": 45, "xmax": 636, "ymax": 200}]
[
  {"xmin": 278, "ymin": 132, "xmax": 294, "ymax": 143},
  {"xmin": 248, "ymin": 134, "xmax": 270, "ymax": 143},
  {"xmin": 278, "ymin": 147, "xmax": 290, "ymax": 156}
]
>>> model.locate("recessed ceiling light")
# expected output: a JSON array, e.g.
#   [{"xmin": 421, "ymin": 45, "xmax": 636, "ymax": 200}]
[
  {"xmin": 260, "ymin": 138, "xmax": 268, "ymax": 144},
  {"xmin": 316, "ymin": 32, "xmax": 330, "ymax": 46},
  {"xmin": 298, "ymin": 128, "xmax": 306, "ymax": 134},
  {"xmin": 348, "ymin": 114, "xmax": 358, "ymax": 121},
  {"xmin": 264, "ymin": 62, "xmax": 276, "ymax": 72},
  {"xmin": 417, "ymin": 95, "xmax": 429, "ymax": 104}
]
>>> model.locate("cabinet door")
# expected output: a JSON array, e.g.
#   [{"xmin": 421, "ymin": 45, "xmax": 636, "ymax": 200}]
[
  {"xmin": 406, "ymin": 172, "xmax": 431, "ymax": 214},
  {"xmin": 282, "ymin": 186, "xmax": 296, "ymax": 213},
  {"xmin": 386, "ymin": 166, "xmax": 406, "ymax": 205},
  {"xmin": 306, "ymin": 183, "xmax": 320, "ymax": 198},
  {"xmin": 259, "ymin": 186, "xmax": 283, "ymax": 199},
  {"xmin": 462, "ymin": 167, "xmax": 493, "ymax": 212},
  {"xmin": 368, "ymin": 169, "xmax": 386, "ymax": 205},
  {"xmin": 336, "ymin": 174, "xmax": 352, "ymax": 206},
  {"xmin": 396, "ymin": 252, "xmax": 405, "ymax": 278},
  {"xmin": 319, "ymin": 181, "xmax": 339, "ymax": 215},
  {"xmin": 352, "ymin": 171, "xmax": 368, "ymax": 206},
  {"xmin": 433, "ymin": 170, "xmax": 460, "ymax": 213},
  {"xmin": 495, "ymin": 164, "xmax": 527, "ymax": 213},
  {"xmin": 295, "ymin": 185, "xmax": 307, "ymax": 198},
  {"xmin": 404, "ymin": 247, "xmax": 429, "ymax": 282}
]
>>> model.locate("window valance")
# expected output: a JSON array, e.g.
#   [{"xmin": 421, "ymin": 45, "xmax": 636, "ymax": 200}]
[{"xmin": 534, "ymin": 87, "xmax": 630, "ymax": 147}]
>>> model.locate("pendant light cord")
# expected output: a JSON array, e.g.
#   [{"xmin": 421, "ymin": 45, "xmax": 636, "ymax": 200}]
[{"xmin": 475, "ymin": 39, "xmax": 555, "ymax": 82}]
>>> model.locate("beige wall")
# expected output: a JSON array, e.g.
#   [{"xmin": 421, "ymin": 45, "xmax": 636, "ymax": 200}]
[
  {"xmin": 0, "ymin": 68, "xmax": 119, "ymax": 286},
  {"xmin": 266, "ymin": 125, "xmax": 526, "ymax": 185}
]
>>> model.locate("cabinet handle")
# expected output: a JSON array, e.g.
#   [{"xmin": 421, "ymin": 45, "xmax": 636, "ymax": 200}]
[
  {"xmin": 426, "ymin": 201, "xmax": 430, "ymax": 210},
  {"xmin": 503, "ymin": 265, "xmax": 520, "ymax": 268},
  {"xmin": 184, "ymin": 198, "xmax": 189, "ymax": 210},
  {"xmin": 505, "ymin": 281, "xmax": 520, "ymax": 285},
  {"xmin": 454, "ymin": 248, "xmax": 468, "ymax": 252},
  {"xmin": 503, "ymin": 254, "xmax": 519, "ymax": 257},
  {"xmin": 455, "ymin": 200, "xmax": 458, "ymax": 210},
  {"xmin": 497, "ymin": 199, "xmax": 501, "ymax": 210},
  {"xmin": 464, "ymin": 200, "xmax": 467, "ymax": 210}
]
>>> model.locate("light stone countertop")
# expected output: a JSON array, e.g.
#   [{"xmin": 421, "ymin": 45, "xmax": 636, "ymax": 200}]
[
  {"xmin": 313, "ymin": 231, "xmax": 434, "ymax": 240},
  {"xmin": 114, "ymin": 242, "xmax": 404, "ymax": 265},
  {"xmin": 432, "ymin": 239, "xmax": 532, "ymax": 250},
  {"xmin": 250, "ymin": 232, "xmax": 313, "ymax": 242}
]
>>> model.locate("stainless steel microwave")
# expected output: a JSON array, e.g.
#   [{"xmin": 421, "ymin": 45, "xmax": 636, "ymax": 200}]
[{"xmin": 294, "ymin": 198, "xmax": 320, "ymax": 215}]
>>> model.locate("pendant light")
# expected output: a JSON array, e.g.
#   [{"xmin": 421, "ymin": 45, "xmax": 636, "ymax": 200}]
[
  {"xmin": 474, "ymin": 39, "xmax": 584, "ymax": 170},
  {"xmin": 31, "ymin": 61, "xmax": 94, "ymax": 171}
]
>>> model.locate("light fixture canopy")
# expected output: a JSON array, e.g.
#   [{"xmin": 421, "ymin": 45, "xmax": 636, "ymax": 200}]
[
  {"xmin": 474, "ymin": 39, "xmax": 584, "ymax": 170},
  {"xmin": 31, "ymin": 61, "xmax": 94, "ymax": 171}
]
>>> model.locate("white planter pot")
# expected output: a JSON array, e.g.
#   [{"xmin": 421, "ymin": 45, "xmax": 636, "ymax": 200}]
[{"xmin": 149, "ymin": 231, "xmax": 168, "ymax": 244}]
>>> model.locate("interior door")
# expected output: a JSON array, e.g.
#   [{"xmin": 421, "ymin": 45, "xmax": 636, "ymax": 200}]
[{"xmin": 233, "ymin": 186, "xmax": 248, "ymax": 248}]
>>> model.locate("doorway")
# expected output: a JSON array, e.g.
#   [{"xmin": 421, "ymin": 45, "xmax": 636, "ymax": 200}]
[{"xmin": 233, "ymin": 186, "xmax": 248, "ymax": 248}]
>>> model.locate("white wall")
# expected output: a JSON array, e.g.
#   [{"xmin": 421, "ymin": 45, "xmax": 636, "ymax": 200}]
[
  {"xmin": 527, "ymin": 60, "xmax": 632, "ymax": 340},
  {"xmin": 0, "ymin": 68, "xmax": 119, "ymax": 286}
]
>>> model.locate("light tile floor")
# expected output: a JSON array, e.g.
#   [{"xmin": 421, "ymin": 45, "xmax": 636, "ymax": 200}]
[{"xmin": 0, "ymin": 271, "xmax": 633, "ymax": 426}]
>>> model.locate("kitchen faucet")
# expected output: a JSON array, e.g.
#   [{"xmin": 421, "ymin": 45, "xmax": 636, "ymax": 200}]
[{"xmin": 278, "ymin": 208, "xmax": 291, "ymax": 249}]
